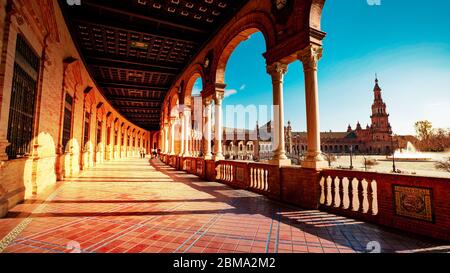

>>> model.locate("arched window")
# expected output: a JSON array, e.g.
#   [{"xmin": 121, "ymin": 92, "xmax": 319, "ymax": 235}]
[{"xmin": 6, "ymin": 35, "xmax": 40, "ymax": 159}]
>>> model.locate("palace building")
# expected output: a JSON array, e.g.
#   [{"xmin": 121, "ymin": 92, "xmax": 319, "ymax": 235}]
[
  {"xmin": 220, "ymin": 77, "xmax": 397, "ymax": 160},
  {"xmin": 286, "ymin": 77, "xmax": 396, "ymax": 155}
]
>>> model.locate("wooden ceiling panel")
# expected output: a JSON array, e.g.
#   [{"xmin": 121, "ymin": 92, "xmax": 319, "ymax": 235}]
[{"xmin": 59, "ymin": 0, "xmax": 248, "ymax": 130}]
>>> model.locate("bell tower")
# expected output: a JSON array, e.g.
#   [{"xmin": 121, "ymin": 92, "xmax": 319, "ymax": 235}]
[{"xmin": 370, "ymin": 76, "xmax": 392, "ymax": 134}]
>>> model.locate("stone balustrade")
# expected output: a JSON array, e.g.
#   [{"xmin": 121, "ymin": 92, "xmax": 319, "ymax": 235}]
[{"xmin": 159, "ymin": 154, "xmax": 450, "ymax": 242}]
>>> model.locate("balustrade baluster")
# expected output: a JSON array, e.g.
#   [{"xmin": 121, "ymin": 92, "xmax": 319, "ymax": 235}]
[
  {"xmin": 330, "ymin": 176, "xmax": 336, "ymax": 207},
  {"xmin": 357, "ymin": 179, "xmax": 365, "ymax": 213},
  {"xmin": 226, "ymin": 165, "xmax": 229, "ymax": 181},
  {"xmin": 339, "ymin": 177, "xmax": 346, "ymax": 209},
  {"xmin": 264, "ymin": 169, "xmax": 269, "ymax": 191},
  {"xmin": 324, "ymin": 176, "xmax": 330, "ymax": 206},
  {"xmin": 348, "ymin": 178, "xmax": 355, "ymax": 211},
  {"xmin": 367, "ymin": 179, "xmax": 374, "ymax": 215},
  {"xmin": 256, "ymin": 169, "xmax": 261, "ymax": 190},
  {"xmin": 319, "ymin": 177, "xmax": 325, "ymax": 205}
]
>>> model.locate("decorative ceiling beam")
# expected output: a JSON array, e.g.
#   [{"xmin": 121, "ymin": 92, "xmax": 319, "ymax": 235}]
[
  {"xmin": 119, "ymin": 109, "xmax": 160, "ymax": 113},
  {"xmin": 91, "ymin": 64, "xmax": 177, "ymax": 77},
  {"xmin": 72, "ymin": 19, "xmax": 199, "ymax": 46},
  {"xmin": 86, "ymin": 56, "xmax": 180, "ymax": 72},
  {"xmin": 108, "ymin": 96, "xmax": 162, "ymax": 103},
  {"xmin": 115, "ymin": 106, "xmax": 162, "ymax": 110},
  {"xmin": 82, "ymin": 1, "xmax": 208, "ymax": 34},
  {"xmin": 97, "ymin": 82, "xmax": 168, "ymax": 91}
]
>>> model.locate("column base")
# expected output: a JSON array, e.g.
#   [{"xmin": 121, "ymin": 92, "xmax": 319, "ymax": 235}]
[
  {"xmin": 268, "ymin": 158, "xmax": 291, "ymax": 166},
  {"xmin": 301, "ymin": 158, "xmax": 328, "ymax": 169},
  {"xmin": 203, "ymin": 154, "xmax": 212, "ymax": 160},
  {"xmin": 214, "ymin": 154, "xmax": 224, "ymax": 161}
]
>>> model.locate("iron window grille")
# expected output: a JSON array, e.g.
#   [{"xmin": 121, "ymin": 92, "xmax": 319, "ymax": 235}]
[
  {"xmin": 6, "ymin": 35, "xmax": 40, "ymax": 159},
  {"xmin": 62, "ymin": 93, "xmax": 73, "ymax": 152},
  {"xmin": 83, "ymin": 111, "xmax": 90, "ymax": 148}
]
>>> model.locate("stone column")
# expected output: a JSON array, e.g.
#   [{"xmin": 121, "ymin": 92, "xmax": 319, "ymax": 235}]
[
  {"xmin": 203, "ymin": 97, "xmax": 213, "ymax": 160},
  {"xmin": 106, "ymin": 124, "xmax": 112, "ymax": 160},
  {"xmin": 170, "ymin": 117, "xmax": 176, "ymax": 155},
  {"xmin": 116, "ymin": 124, "xmax": 121, "ymax": 159},
  {"xmin": 164, "ymin": 122, "xmax": 169, "ymax": 154},
  {"xmin": 123, "ymin": 128, "xmax": 128, "ymax": 158},
  {"xmin": 100, "ymin": 116, "xmax": 107, "ymax": 163},
  {"xmin": 298, "ymin": 45, "xmax": 326, "ymax": 169},
  {"xmin": 267, "ymin": 62, "xmax": 291, "ymax": 166},
  {"xmin": 213, "ymin": 92, "xmax": 224, "ymax": 161},
  {"xmin": 192, "ymin": 130, "xmax": 197, "ymax": 157},
  {"xmin": 179, "ymin": 112, "xmax": 185, "ymax": 156},
  {"xmin": 161, "ymin": 127, "xmax": 165, "ymax": 154},
  {"xmin": 183, "ymin": 108, "xmax": 191, "ymax": 157}
]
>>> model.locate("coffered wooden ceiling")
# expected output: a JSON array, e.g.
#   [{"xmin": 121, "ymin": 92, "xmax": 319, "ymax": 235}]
[{"xmin": 59, "ymin": 0, "xmax": 248, "ymax": 130}]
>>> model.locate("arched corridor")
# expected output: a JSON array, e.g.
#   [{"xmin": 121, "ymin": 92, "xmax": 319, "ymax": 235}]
[
  {"xmin": 0, "ymin": 158, "xmax": 446, "ymax": 253},
  {"xmin": 0, "ymin": 0, "xmax": 449, "ymax": 256}
]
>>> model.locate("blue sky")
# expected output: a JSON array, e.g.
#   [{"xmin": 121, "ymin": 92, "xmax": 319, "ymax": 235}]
[{"xmin": 194, "ymin": 0, "xmax": 450, "ymax": 135}]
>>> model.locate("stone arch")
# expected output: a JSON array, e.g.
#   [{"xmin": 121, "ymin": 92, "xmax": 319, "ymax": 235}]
[
  {"xmin": 183, "ymin": 68, "xmax": 205, "ymax": 107},
  {"xmin": 309, "ymin": 0, "xmax": 326, "ymax": 31},
  {"xmin": 169, "ymin": 93, "xmax": 180, "ymax": 118},
  {"xmin": 213, "ymin": 11, "xmax": 276, "ymax": 84},
  {"xmin": 84, "ymin": 91, "xmax": 96, "ymax": 112}
]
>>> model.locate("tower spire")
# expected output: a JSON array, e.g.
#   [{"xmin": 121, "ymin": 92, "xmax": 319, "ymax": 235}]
[{"xmin": 374, "ymin": 73, "xmax": 381, "ymax": 92}]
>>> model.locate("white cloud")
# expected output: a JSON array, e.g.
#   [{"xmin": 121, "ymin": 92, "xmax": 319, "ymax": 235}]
[{"xmin": 224, "ymin": 89, "xmax": 238, "ymax": 98}]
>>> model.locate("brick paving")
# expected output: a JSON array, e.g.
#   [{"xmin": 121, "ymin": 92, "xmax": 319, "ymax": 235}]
[{"xmin": 0, "ymin": 158, "xmax": 448, "ymax": 253}]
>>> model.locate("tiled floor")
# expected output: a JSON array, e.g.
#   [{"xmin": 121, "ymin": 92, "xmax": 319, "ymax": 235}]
[{"xmin": 0, "ymin": 158, "xmax": 448, "ymax": 253}]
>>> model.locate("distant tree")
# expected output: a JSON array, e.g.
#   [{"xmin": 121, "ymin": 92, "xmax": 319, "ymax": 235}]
[
  {"xmin": 415, "ymin": 120, "xmax": 433, "ymax": 141},
  {"xmin": 435, "ymin": 157, "xmax": 450, "ymax": 173},
  {"xmin": 323, "ymin": 153, "xmax": 337, "ymax": 167},
  {"xmin": 430, "ymin": 128, "xmax": 450, "ymax": 152},
  {"xmin": 414, "ymin": 121, "xmax": 450, "ymax": 152}
]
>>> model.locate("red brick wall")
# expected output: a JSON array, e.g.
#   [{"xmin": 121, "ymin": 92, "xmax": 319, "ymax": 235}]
[
  {"xmin": 280, "ymin": 166, "xmax": 321, "ymax": 209},
  {"xmin": 0, "ymin": 0, "xmax": 151, "ymax": 218}
]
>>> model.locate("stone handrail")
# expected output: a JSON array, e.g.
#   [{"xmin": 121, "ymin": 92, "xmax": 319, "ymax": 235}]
[{"xmin": 160, "ymin": 154, "xmax": 450, "ymax": 241}]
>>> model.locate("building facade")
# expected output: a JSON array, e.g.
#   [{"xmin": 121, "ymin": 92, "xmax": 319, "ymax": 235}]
[{"xmin": 286, "ymin": 78, "xmax": 396, "ymax": 155}]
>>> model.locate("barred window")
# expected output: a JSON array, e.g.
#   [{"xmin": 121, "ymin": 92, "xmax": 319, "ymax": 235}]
[
  {"xmin": 83, "ymin": 111, "xmax": 90, "ymax": 146},
  {"xmin": 96, "ymin": 120, "xmax": 102, "ymax": 145},
  {"xmin": 62, "ymin": 93, "xmax": 73, "ymax": 151},
  {"xmin": 6, "ymin": 35, "xmax": 40, "ymax": 159}
]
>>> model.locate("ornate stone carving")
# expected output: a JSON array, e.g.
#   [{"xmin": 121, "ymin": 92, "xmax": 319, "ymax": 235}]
[
  {"xmin": 298, "ymin": 45, "xmax": 323, "ymax": 72},
  {"xmin": 266, "ymin": 62, "xmax": 288, "ymax": 83},
  {"xmin": 271, "ymin": 0, "xmax": 294, "ymax": 24},
  {"xmin": 203, "ymin": 96, "xmax": 213, "ymax": 106},
  {"xmin": 213, "ymin": 91, "xmax": 224, "ymax": 105}
]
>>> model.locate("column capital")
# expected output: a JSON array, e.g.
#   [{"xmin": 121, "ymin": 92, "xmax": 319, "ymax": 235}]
[
  {"xmin": 168, "ymin": 118, "xmax": 176, "ymax": 127},
  {"xmin": 203, "ymin": 96, "xmax": 213, "ymax": 106},
  {"xmin": 266, "ymin": 62, "xmax": 288, "ymax": 78},
  {"xmin": 297, "ymin": 45, "xmax": 323, "ymax": 72},
  {"xmin": 213, "ymin": 91, "xmax": 224, "ymax": 105}
]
